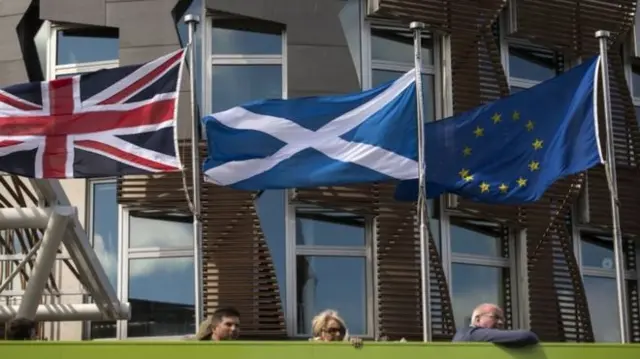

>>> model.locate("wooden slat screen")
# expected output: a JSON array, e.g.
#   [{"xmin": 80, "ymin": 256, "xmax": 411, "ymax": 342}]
[{"xmin": 118, "ymin": 140, "xmax": 286, "ymax": 338}]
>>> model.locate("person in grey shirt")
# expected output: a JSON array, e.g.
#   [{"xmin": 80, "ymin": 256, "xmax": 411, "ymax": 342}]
[{"xmin": 452, "ymin": 303, "xmax": 539, "ymax": 347}]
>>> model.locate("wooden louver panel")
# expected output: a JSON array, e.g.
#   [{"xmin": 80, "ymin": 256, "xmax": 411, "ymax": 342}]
[
  {"xmin": 117, "ymin": 140, "xmax": 286, "ymax": 338},
  {"xmin": 294, "ymin": 183, "xmax": 455, "ymax": 340},
  {"xmin": 525, "ymin": 174, "xmax": 594, "ymax": 342}
]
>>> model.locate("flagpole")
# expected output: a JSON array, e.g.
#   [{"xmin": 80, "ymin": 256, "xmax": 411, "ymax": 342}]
[
  {"xmin": 410, "ymin": 20, "xmax": 432, "ymax": 342},
  {"xmin": 595, "ymin": 30, "xmax": 629, "ymax": 343},
  {"xmin": 185, "ymin": 13, "xmax": 204, "ymax": 331}
]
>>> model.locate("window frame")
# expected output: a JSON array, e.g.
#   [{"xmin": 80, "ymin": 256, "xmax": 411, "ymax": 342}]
[
  {"xmin": 114, "ymin": 206, "xmax": 195, "ymax": 340},
  {"xmin": 202, "ymin": 15, "xmax": 288, "ymax": 118},
  {"xmin": 46, "ymin": 23, "xmax": 119, "ymax": 80},
  {"xmin": 284, "ymin": 192, "xmax": 375, "ymax": 338}
]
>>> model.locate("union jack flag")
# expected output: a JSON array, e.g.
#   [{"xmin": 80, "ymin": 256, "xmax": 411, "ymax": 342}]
[{"xmin": 0, "ymin": 48, "xmax": 186, "ymax": 178}]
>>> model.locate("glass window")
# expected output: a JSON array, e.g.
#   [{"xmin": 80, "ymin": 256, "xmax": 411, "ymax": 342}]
[
  {"xmin": 212, "ymin": 65, "xmax": 282, "ymax": 112},
  {"xmin": 89, "ymin": 182, "xmax": 118, "ymax": 339},
  {"xmin": 91, "ymin": 182, "xmax": 118, "ymax": 287},
  {"xmin": 451, "ymin": 263, "xmax": 505, "ymax": 328},
  {"xmin": 255, "ymin": 190, "xmax": 287, "ymax": 310},
  {"xmin": 510, "ymin": 86, "xmax": 526, "ymax": 94},
  {"xmin": 128, "ymin": 216, "xmax": 193, "ymax": 249},
  {"xmin": 632, "ymin": 69, "xmax": 640, "ymax": 98},
  {"xmin": 212, "ymin": 27, "xmax": 282, "ymax": 55},
  {"xmin": 371, "ymin": 31, "xmax": 434, "ymax": 65},
  {"xmin": 450, "ymin": 220, "xmax": 504, "ymax": 257},
  {"xmin": 296, "ymin": 256, "xmax": 367, "ymax": 335},
  {"xmin": 56, "ymin": 29, "xmax": 119, "ymax": 65},
  {"xmin": 581, "ymin": 234, "xmax": 616, "ymax": 269},
  {"xmin": 128, "ymin": 257, "xmax": 195, "ymax": 337},
  {"xmin": 583, "ymin": 276, "xmax": 620, "ymax": 342},
  {"xmin": 372, "ymin": 70, "xmax": 435, "ymax": 122},
  {"xmin": 508, "ymin": 46, "xmax": 557, "ymax": 82},
  {"xmin": 296, "ymin": 209, "xmax": 365, "ymax": 246}
]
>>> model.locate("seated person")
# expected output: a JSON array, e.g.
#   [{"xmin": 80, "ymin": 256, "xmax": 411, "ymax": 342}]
[
  {"xmin": 310, "ymin": 309, "xmax": 362, "ymax": 348},
  {"xmin": 6, "ymin": 317, "xmax": 36, "ymax": 340},
  {"xmin": 453, "ymin": 303, "xmax": 539, "ymax": 347},
  {"xmin": 194, "ymin": 307, "xmax": 240, "ymax": 341}
]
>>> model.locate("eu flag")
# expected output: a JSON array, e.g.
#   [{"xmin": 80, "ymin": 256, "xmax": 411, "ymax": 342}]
[{"xmin": 395, "ymin": 56, "xmax": 602, "ymax": 204}]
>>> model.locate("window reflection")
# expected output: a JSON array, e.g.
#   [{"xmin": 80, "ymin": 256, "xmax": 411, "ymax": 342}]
[
  {"xmin": 296, "ymin": 208, "xmax": 365, "ymax": 246},
  {"xmin": 128, "ymin": 215, "xmax": 193, "ymax": 249},
  {"xmin": 371, "ymin": 30, "xmax": 434, "ymax": 65},
  {"xmin": 212, "ymin": 65, "xmax": 282, "ymax": 112},
  {"xmin": 372, "ymin": 70, "xmax": 435, "ymax": 122},
  {"xmin": 212, "ymin": 27, "xmax": 282, "ymax": 55},
  {"xmin": 296, "ymin": 256, "xmax": 366, "ymax": 335},
  {"xmin": 450, "ymin": 219, "xmax": 504, "ymax": 257},
  {"xmin": 90, "ymin": 182, "xmax": 118, "ymax": 339},
  {"xmin": 580, "ymin": 234, "xmax": 618, "ymax": 269},
  {"xmin": 508, "ymin": 46, "xmax": 557, "ymax": 82},
  {"xmin": 128, "ymin": 257, "xmax": 195, "ymax": 337},
  {"xmin": 583, "ymin": 276, "xmax": 620, "ymax": 342},
  {"xmin": 255, "ymin": 190, "xmax": 287, "ymax": 310},
  {"xmin": 632, "ymin": 69, "xmax": 640, "ymax": 98},
  {"xmin": 56, "ymin": 29, "xmax": 119, "ymax": 65},
  {"xmin": 451, "ymin": 264, "xmax": 505, "ymax": 329}
]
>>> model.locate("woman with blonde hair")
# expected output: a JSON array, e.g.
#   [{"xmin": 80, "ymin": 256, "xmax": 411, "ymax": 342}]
[{"xmin": 310, "ymin": 309, "xmax": 362, "ymax": 347}]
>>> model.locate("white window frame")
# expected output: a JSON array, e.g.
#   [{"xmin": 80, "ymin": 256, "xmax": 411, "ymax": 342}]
[
  {"xmin": 202, "ymin": 15, "xmax": 288, "ymax": 117},
  {"xmin": 115, "ymin": 206, "xmax": 195, "ymax": 340},
  {"xmin": 46, "ymin": 23, "xmax": 119, "ymax": 80},
  {"xmin": 441, "ymin": 212, "xmax": 520, "ymax": 329},
  {"xmin": 284, "ymin": 191, "xmax": 375, "ymax": 338}
]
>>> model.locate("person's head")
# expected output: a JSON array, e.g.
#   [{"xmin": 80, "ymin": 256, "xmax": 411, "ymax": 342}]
[
  {"xmin": 470, "ymin": 303, "xmax": 505, "ymax": 329},
  {"xmin": 311, "ymin": 309, "xmax": 348, "ymax": 342},
  {"xmin": 6, "ymin": 317, "xmax": 36, "ymax": 340},
  {"xmin": 195, "ymin": 307, "xmax": 240, "ymax": 341}
]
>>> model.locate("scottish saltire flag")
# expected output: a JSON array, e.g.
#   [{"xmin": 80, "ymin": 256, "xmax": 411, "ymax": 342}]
[
  {"xmin": 0, "ymin": 49, "xmax": 186, "ymax": 178},
  {"xmin": 395, "ymin": 56, "xmax": 602, "ymax": 204},
  {"xmin": 202, "ymin": 70, "xmax": 419, "ymax": 189}
]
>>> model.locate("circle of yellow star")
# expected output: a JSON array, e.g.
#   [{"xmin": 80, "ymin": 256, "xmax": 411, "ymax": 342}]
[
  {"xmin": 459, "ymin": 168, "xmax": 469, "ymax": 179},
  {"xmin": 492, "ymin": 113, "xmax": 502, "ymax": 124},
  {"xmin": 517, "ymin": 177, "xmax": 528, "ymax": 187},
  {"xmin": 499, "ymin": 183, "xmax": 509, "ymax": 193},
  {"xmin": 464, "ymin": 175, "xmax": 474, "ymax": 182},
  {"xmin": 512, "ymin": 111, "xmax": 520, "ymax": 121},
  {"xmin": 474, "ymin": 126, "xmax": 484, "ymax": 137},
  {"xmin": 479, "ymin": 182, "xmax": 490, "ymax": 193},
  {"xmin": 462, "ymin": 146, "xmax": 472, "ymax": 156},
  {"xmin": 525, "ymin": 120, "xmax": 535, "ymax": 131},
  {"xmin": 528, "ymin": 160, "xmax": 540, "ymax": 172},
  {"xmin": 532, "ymin": 139, "xmax": 544, "ymax": 150}
]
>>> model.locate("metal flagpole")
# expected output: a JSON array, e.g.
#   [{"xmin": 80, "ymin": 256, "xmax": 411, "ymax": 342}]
[
  {"xmin": 410, "ymin": 20, "xmax": 432, "ymax": 342},
  {"xmin": 185, "ymin": 13, "xmax": 204, "ymax": 330},
  {"xmin": 595, "ymin": 30, "xmax": 629, "ymax": 343}
]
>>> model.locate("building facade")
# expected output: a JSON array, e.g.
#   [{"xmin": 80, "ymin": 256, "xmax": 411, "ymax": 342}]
[{"xmin": 0, "ymin": 0, "xmax": 639, "ymax": 342}]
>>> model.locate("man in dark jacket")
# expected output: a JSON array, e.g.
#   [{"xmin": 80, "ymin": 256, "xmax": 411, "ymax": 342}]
[{"xmin": 452, "ymin": 303, "xmax": 539, "ymax": 347}]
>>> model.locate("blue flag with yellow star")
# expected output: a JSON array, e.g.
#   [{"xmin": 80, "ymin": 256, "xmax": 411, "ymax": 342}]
[{"xmin": 395, "ymin": 56, "xmax": 603, "ymax": 204}]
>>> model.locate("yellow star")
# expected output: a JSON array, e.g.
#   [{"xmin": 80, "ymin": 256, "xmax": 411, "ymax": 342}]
[
  {"xmin": 458, "ymin": 168, "xmax": 469, "ymax": 179},
  {"xmin": 532, "ymin": 139, "xmax": 544, "ymax": 150},
  {"xmin": 463, "ymin": 175, "xmax": 474, "ymax": 182},
  {"xmin": 479, "ymin": 182, "xmax": 490, "ymax": 193},
  {"xmin": 462, "ymin": 146, "xmax": 472, "ymax": 157},
  {"xmin": 517, "ymin": 177, "xmax": 528, "ymax": 187},
  {"xmin": 499, "ymin": 183, "xmax": 509, "ymax": 193},
  {"xmin": 525, "ymin": 120, "xmax": 535, "ymax": 131},
  {"xmin": 474, "ymin": 126, "xmax": 484, "ymax": 137},
  {"xmin": 512, "ymin": 111, "xmax": 520, "ymax": 121},
  {"xmin": 492, "ymin": 113, "xmax": 502, "ymax": 124},
  {"xmin": 528, "ymin": 161, "xmax": 540, "ymax": 172}
]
